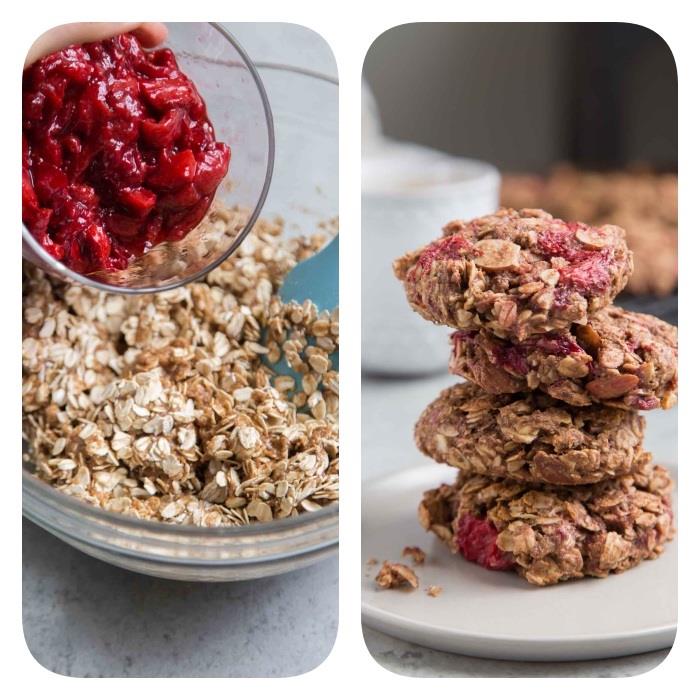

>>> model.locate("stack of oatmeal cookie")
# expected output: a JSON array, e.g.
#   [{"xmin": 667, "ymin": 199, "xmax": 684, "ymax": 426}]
[{"xmin": 394, "ymin": 208, "xmax": 677, "ymax": 586}]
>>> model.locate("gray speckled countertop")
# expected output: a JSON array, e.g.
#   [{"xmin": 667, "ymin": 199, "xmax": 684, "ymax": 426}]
[
  {"xmin": 23, "ymin": 519, "xmax": 338, "ymax": 677},
  {"xmin": 362, "ymin": 370, "xmax": 677, "ymax": 677}
]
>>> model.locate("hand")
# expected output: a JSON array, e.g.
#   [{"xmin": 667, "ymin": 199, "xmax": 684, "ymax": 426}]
[{"xmin": 25, "ymin": 22, "xmax": 168, "ymax": 68}]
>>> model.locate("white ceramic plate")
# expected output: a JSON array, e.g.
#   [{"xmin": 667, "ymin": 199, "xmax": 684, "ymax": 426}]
[{"xmin": 362, "ymin": 464, "xmax": 677, "ymax": 662}]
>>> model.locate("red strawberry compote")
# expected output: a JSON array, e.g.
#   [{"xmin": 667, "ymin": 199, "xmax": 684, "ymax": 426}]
[
  {"xmin": 455, "ymin": 514, "xmax": 514, "ymax": 571},
  {"xmin": 22, "ymin": 33, "xmax": 231, "ymax": 274}
]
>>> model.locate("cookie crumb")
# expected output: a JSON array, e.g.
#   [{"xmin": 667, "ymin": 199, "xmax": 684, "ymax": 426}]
[
  {"xmin": 426, "ymin": 585, "xmax": 443, "ymax": 598},
  {"xmin": 402, "ymin": 545, "xmax": 426, "ymax": 565},
  {"xmin": 375, "ymin": 561, "xmax": 419, "ymax": 590},
  {"xmin": 366, "ymin": 557, "xmax": 378, "ymax": 566}
]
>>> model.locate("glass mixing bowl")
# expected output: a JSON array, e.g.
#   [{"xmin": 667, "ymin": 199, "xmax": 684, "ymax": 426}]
[
  {"xmin": 22, "ymin": 61, "xmax": 339, "ymax": 581},
  {"xmin": 22, "ymin": 22, "xmax": 274, "ymax": 294}
]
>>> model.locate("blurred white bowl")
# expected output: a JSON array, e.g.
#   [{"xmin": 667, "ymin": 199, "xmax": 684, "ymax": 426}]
[{"xmin": 362, "ymin": 142, "xmax": 500, "ymax": 375}]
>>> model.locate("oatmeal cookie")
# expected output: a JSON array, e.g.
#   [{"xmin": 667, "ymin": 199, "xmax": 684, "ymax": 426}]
[
  {"xmin": 415, "ymin": 383, "xmax": 645, "ymax": 485},
  {"xmin": 418, "ymin": 455, "xmax": 674, "ymax": 586},
  {"xmin": 394, "ymin": 208, "xmax": 632, "ymax": 341},
  {"xmin": 450, "ymin": 306, "xmax": 677, "ymax": 410},
  {"xmin": 603, "ymin": 212, "xmax": 677, "ymax": 297},
  {"xmin": 500, "ymin": 173, "xmax": 546, "ymax": 211}
]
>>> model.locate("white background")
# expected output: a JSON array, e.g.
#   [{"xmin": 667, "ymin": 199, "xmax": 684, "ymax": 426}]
[{"xmin": 3, "ymin": 0, "xmax": 697, "ymax": 694}]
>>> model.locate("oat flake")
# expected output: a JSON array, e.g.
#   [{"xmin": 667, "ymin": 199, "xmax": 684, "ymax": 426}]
[{"xmin": 22, "ymin": 209, "xmax": 339, "ymax": 527}]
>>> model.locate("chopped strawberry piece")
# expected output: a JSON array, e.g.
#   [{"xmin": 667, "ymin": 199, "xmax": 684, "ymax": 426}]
[
  {"xmin": 158, "ymin": 184, "xmax": 201, "ymax": 210},
  {"xmin": 140, "ymin": 109, "xmax": 185, "ymax": 147},
  {"xmin": 31, "ymin": 162, "xmax": 68, "ymax": 201},
  {"xmin": 533, "ymin": 335, "xmax": 584, "ymax": 356},
  {"xmin": 140, "ymin": 78, "xmax": 200, "ymax": 111},
  {"xmin": 117, "ymin": 187, "xmax": 157, "ymax": 217},
  {"xmin": 492, "ymin": 344, "xmax": 529, "ymax": 375},
  {"xmin": 536, "ymin": 225, "xmax": 577, "ymax": 260},
  {"xmin": 147, "ymin": 149, "xmax": 197, "ymax": 190},
  {"xmin": 162, "ymin": 198, "xmax": 211, "ymax": 241},
  {"xmin": 82, "ymin": 223, "xmax": 112, "ymax": 264},
  {"xmin": 416, "ymin": 235, "xmax": 472, "ymax": 272},
  {"xmin": 559, "ymin": 251, "xmax": 612, "ymax": 295},
  {"xmin": 456, "ymin": 514, "xmax": 514, "ymax": 571},
  {"xmin": 105, "ymin": 211, "xmax": 144, "ymax": 239},
  {"xmin": 194, "ymin": 144, "xmax": 232, "ymax": 194}
]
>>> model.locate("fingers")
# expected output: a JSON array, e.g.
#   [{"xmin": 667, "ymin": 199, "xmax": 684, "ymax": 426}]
[
  {"xmin": 25, "ymin": 22, "xmax": 169, "ymax": 67},
  {"xmin": 131, "ymin": 23, "xmax": 169, "ymax": 48}
]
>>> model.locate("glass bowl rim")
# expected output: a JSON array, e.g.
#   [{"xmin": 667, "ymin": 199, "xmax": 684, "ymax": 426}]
[
  {"xmin": 21, "ymin": 21, "xmax": 276, "ymax": 295},
  {"xmin": 23, "ymin": 466, "xmax": 339, "ymax": 537}
]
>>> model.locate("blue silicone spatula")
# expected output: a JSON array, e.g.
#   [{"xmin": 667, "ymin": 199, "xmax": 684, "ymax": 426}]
[{"xmin": 266, "ymin": 235, "xmax": 339, "ymax": 382}]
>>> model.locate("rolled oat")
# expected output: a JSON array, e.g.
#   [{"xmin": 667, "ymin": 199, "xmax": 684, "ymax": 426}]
[{"xmin": 22, "ymin": 208, "xmax": 339, "ymax": 527}]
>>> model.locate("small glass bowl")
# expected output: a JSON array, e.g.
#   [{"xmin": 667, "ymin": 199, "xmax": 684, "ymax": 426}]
[
  {"xmin": 22, "ymin": 22, "xmax": 274, "ymax": 294},
  {"xmin": 23, "ymin": 59, "xmax": 339, "ymax": 581}
]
